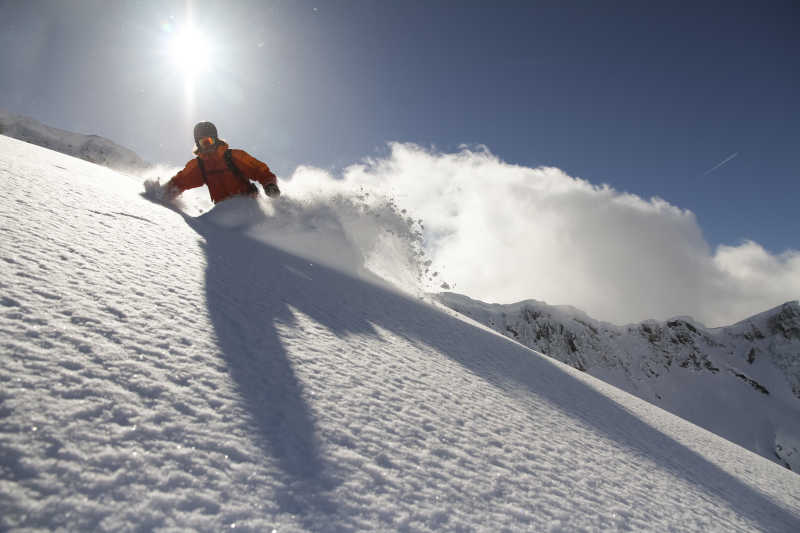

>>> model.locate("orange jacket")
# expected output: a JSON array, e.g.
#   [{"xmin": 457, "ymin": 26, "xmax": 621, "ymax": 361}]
[{"xmin": 167, "ymin": 141, "xmax": 278, "ymax": 204}]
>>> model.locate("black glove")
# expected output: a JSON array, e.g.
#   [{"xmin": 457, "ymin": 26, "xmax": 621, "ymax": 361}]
[{"xmin": 264, "ymin": 183, "xmax": 281, "ymax": 197}]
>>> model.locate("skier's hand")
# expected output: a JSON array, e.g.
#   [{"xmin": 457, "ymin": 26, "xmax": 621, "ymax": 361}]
[
  {"xmin": 247, "ymin": 182, "xmax": 259, "ymax": 198},
  {"xmin": 143, "ymin": 178, "xmax": 179, "ymax": 203},
  {"xmin": 264, "ymin": 183, "xmax": 281, "ymax": 198},
  {"xmin": 164, "ymin": 183, "xmax": 181, "ymax": 202}
]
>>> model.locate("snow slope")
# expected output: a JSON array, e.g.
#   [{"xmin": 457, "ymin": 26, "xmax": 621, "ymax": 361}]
[
  {"xmin": 0, "ymin": 109, "xmax": 151, "ymax": 172},
  {"xmin": 1, "ymin": 134, "xmax": 799, "ymax": 531},
  {"xmin": 434, "ymin": 293, "xmax": 800, "ymax": 472}
]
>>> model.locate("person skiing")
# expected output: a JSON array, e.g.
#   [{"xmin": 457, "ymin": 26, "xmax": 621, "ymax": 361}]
[{"xmin": 164, "ymin": 121, "xmax": 281, "ymax": 203}]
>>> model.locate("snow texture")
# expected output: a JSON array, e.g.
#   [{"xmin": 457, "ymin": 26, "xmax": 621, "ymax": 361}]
[
  {"xmin": 1, "ymin": 134, "xmax": 799, "ymax": 531},
  {"xmin": 435, "ymin": 293, "xmax": 800, "ymax": 472}
]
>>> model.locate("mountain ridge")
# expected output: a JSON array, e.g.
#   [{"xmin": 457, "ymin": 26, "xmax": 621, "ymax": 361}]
[
  {"xmin": 0, "ymin": 109, "xmax": 151, "ymax": 172},
  {"xmin": 435, "ymin": 292, "xmax": 800, "ymax": 471}
]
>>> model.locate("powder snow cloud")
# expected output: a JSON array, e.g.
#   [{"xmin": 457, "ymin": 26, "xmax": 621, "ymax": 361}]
[{"xmin": 289, "ymin": 143, "xmax": 799, "ymax": 327}]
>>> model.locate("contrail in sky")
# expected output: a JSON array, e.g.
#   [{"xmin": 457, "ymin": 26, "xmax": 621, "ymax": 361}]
[{"xmin": 702, "ymin": 152, "xmax": 739, "ymax": 176}]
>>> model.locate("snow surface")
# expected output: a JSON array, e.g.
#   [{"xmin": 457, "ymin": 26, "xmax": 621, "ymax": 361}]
[{"xmin": 1, "ymin": 134, "xmax": 799, "ymax": 531}]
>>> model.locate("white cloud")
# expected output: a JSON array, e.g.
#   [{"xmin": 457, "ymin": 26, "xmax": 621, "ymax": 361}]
[{"xmin": 290, "ymin": 143, "xmax": 799, "ymax": 327}]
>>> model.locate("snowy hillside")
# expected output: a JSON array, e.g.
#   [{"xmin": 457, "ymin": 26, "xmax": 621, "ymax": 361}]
[
  {"xmin": 1, "ymin": 134, "xmax": 799, "ymax": 531},
  {"xmin": 435, "ymin": 293, "xmax": 800, "ymax": 472},
  {"xmin": 0, "ymin": 109, "xmax": 151, "ymax": 172}
]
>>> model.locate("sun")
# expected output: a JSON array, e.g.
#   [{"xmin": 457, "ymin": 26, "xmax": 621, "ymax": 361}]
[
  {"xmin": 168, "ymin": 27, "xmax": 209, "ymax": 75},
  {"xmin": 163, "ymin": 23, "xmax": 213, "ymax": 118}
]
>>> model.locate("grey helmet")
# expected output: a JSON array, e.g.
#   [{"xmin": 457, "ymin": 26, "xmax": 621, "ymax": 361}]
[{"xmin": 193, "ymin": 121, "xmax": 218, "ymax": 147}]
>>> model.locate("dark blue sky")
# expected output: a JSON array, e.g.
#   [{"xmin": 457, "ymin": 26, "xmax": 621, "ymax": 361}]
[{"xmin": 1, "ymin": 0, "xmax": 797, "ymax": 253}]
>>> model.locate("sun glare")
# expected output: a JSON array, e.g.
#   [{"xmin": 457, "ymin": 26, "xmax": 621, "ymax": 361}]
[
  {"xmin": 163, "ymin": 22, "xmax": 212, "ymax": 119},
  {"xmin": 168, "ymin": 27, "xmax": 208, "ymax": 75}
]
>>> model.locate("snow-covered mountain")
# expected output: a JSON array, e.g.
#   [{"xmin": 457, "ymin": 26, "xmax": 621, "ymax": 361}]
[
  {"xmin": 1, "ymin": 134, "xmax": 799, "ymax": 531},
  {"xmin": 0, "ymin": 109, "xmax": 151, "ymax": 171},
  {"xmin": 435, "ymin": 293, "xmax": 800, "ymax": 472}
]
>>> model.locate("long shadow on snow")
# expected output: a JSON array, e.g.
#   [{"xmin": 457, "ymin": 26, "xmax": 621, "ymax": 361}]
[
  {"xmin": 179, "ymin": 211, "xmax": 336, "ymax": 523},
  {"xmin": 180, "ymin": 205, "xmax": 798, "ymax": 530}
]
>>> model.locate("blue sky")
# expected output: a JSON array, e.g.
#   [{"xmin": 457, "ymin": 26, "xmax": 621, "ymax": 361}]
[{"xmin": 1, "ymin": 0, "xmax": 797, "ymax": 255}]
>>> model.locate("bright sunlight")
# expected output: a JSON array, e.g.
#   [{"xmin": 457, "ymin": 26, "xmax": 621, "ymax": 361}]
[
  {"xmin": 167, "ymin": 27, "xmax": 209, "ymax": 76},
  {"xmin": 163, "ymin": 19, "xmax": 214, "ymax": 120}
]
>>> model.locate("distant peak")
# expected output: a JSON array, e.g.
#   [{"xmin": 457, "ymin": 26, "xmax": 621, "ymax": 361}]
[{"xmin": 0, "ymin": 109, "xmax": 151, "ymax": 172}]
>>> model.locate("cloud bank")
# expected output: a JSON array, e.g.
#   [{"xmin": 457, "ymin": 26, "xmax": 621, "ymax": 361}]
[{"xmin": 289, "ymin": 143, "xmax": 798, "ymax": 327}]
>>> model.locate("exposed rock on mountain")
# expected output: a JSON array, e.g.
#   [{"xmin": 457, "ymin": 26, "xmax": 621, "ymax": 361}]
[{"xmin": 436, "ymin": 293, "xmax": 800, "ymax": 471}]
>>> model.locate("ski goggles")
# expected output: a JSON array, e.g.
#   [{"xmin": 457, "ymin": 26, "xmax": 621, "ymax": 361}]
[{"xmin": 197, "ymin": 136, "xmax": 215, "ymax": 148}]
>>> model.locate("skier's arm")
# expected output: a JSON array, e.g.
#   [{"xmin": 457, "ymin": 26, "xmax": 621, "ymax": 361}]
[
  {"xmin": 165, "ymin": 159, "xmax": 205, "ymax": 197},
  {"xmin": 230, "ymin": 150, "xmax": 278, "ymax": 188}
]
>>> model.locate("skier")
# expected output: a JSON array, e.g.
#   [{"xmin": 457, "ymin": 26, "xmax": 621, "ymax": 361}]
[{"xmin": 164, "ymin": 121, "xmax": 281, "ymax": 203}]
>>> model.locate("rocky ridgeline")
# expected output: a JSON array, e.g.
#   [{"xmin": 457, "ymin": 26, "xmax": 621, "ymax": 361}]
[
  {"xmin": 722, "ymin": 301, "xmax": 800, "ymax": 398},
  {"xmin": 435, "ymin": 293, "xmax": 800, "ymax": 470},
  {"xmin": 437, "ymin": 294, "xmax": 799, "ymax": 398}
]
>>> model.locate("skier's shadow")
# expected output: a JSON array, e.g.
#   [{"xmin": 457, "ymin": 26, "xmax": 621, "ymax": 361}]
[
  {"xmin": 178, "ymin": 208, "xmax": 339, "ymax": 521},
  {"xmin": 171, "ymin": 199, "xmax": 799, "ymax": 531}
]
